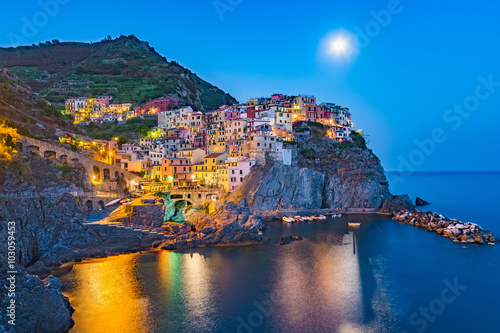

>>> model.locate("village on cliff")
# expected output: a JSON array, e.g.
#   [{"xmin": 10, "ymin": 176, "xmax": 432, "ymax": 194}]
[{"xmin": 61, "ymin": 94, "xmax": 354, "ymax": 193}]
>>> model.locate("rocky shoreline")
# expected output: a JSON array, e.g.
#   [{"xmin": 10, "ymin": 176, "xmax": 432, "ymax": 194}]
[{"xmin": 393, "ymin": 210, "xmax": 496, "ymax": 245}]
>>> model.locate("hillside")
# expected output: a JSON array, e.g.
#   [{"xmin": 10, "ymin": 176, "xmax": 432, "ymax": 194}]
[
  {"xmin": 0, "ymin": 35, "xmax": 238, "ymax": 111},
  {"xmin": 0, "ymin": 65, "xmax": 79, "ymax": 138}
]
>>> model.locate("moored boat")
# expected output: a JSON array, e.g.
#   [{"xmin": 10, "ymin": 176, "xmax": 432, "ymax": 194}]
[{"xmin": 348, "ymin": 222, "xmax": 361, "ymax": 227}]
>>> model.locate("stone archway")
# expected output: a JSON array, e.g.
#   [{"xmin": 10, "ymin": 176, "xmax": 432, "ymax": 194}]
[
  {"xmin": 97, "ymin": 200, "xmax": 105, "ymax": 210},
  {"xmin": 44, "ymin": 150, "xmax": 57, "ymax": 159},
  {"xmin": 59, "ymin": 155, "xmax": 68, "ymax": 163},
  {"xmin": 103, "ymin": 168, "xmax": 110, "ymax": 181},
  {"xmin": 26, "ymin": 145, "xmax": 40, "ymax": 155},
  {"xmin": 93, "ymin": 166, "xmax": 101, "ymax": 182},
  {"xmin": 206, "ymin": 193, "xmax": 219, "ymax": 202},
  {"xmin": 86, "ymin": 200, "xmax": 93, "ymax": 212},
  {"xmin": 71, "ymin": 158, "xmax": 80, "ymax": 163}
]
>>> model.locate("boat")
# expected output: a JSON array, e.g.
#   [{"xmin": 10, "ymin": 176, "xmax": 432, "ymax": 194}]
[
  {"xmin": 294, "ymin": 216, "xmax": 303, "ymax": 221},
  {"xmin": 318, "ymin": 215, "xmax": 327, "ymax": 220},
  {"xmin": 282, "ymin": 217, "xmax": 295, "ymax": 223},
  {"xmin": 348, "ymin": 222, "xmax": 361, "ymax": 227}
]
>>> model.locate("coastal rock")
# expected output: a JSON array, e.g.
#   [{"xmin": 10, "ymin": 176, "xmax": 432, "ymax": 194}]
[
  {"xmin": 416, "ymin": 197, "xmax": 430, "ymax": 206},
  {"xmin": 392, "ymin": 210, "xmax": 495, "ymax": 246},
  {"xmin": 379, "ymin": 195, "xmax": 415, "ymax": 214},
  {"xmin": 279, "ymin": 235, "xmax": 303, "ymax": 246},
  {"xmin": 227, "ymin": 148, "xmax": 411, "ymax": 214},
  {"xmin": 156, "ymin": 203, "xmax": 267, "ymax": 250}
]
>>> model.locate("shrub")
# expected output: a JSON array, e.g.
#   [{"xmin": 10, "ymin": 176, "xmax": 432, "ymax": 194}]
[
  {"xmin": 300, "ymin": 148, "xmax": 317, "ymax": 159},
  {"xmin": 58, "ymin": 164, "xmax": 74, "ymax": 173}
]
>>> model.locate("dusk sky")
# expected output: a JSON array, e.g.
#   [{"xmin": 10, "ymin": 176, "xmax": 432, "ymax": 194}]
[{"xmin": 2, "ymin": 0, "xmax": 499, "ymax": 172}]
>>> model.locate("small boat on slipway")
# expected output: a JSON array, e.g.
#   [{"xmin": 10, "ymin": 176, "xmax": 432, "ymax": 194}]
[
  {"xmin": 348, "ymin": 222, "xmax": 361, "ymax": 227},
  {"xmin": 282, "ymin": 215, "xmax": 328, "ymax": 223}
]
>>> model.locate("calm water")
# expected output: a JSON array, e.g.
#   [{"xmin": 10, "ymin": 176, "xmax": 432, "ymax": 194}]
[{"xmin": 58, "ymin": 172, "xmax": 500, "ymax": 333}]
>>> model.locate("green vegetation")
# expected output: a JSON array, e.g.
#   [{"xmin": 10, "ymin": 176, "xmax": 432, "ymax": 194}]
[
  {"xmin": 351, "ymin": 130, "xmax": 367, "ymax": 149},
  {"xmin": 57, "ymin": 163, "xmax": 74, "ymax": 173},
  {"xmin": 0, "ymin": 68, "xmax": 78, "ymax": 138},
  {"xmin": 0, "ymin": 35, "xmax": 238, "ymax": 111},
  {"xmin": 80, "ymin": 117, "xmax": 157, "ymax": 140},
  {"xmin": 300, "ymin": 148, "xmax": 317, "ymax": 159}
]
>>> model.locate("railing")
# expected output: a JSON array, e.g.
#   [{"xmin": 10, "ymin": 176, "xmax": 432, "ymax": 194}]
[
  {"xmin": 0, "ymin": 192, "xmax": 67, "ymax": 199},
  {"xmin": 0, "ymin": 191, "xmax": 119, "ymax": 199}
]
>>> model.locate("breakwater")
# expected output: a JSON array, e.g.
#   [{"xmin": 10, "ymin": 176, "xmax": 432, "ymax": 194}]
[{"xmin": 393, "ymin": 210, "xmax": 496, "ymax": 245}]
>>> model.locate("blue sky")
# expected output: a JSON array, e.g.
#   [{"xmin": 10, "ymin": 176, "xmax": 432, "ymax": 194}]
[{"xmin": 2, "ymin": 0, "xmax": 500, "ymax": 171}]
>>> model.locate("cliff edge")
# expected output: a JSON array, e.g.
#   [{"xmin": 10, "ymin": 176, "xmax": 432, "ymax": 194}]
[{"xmin": 227, "ymin": 126, "xmax": 414, "ymax": 214}]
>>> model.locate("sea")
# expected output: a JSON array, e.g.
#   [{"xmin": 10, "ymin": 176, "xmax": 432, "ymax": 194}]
[{"xmin": 56, "ymin": 172, "xmax": 500, "ymax": 333}]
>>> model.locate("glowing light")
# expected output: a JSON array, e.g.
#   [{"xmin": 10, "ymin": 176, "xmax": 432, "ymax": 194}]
[
  {"xmin": 331, "ymin": 37, "xmax": 348, "ymax": 55},
  {"xmin": 319, "ymin": 29, "xmax": 359, "ymax": 64}
]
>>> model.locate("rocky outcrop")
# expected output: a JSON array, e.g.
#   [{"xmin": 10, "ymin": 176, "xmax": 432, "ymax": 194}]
[
  {"xmin": 228, "ymin": 148, "xmax": 413, "ymax": 214},
  {"xmin": 0, "ymin": 194, "xmax": 100, "ymax": 272},
  {"xmin": 393, "ymin": 210, "xmax": 496, "ymax": 245},
  {"xmin": 279, "ymin": 235, "xmax": 303, "ymax": 246},
  {"xmin": 416, "ymin": 197, "xmax": 430, "ymax": 206},
  {"xmin": 379, "ymin": 195, "xmax": 416, "ymax": 214},
  {"xmin": 154, "ymin": 203, "xmax": 267, "ymax": 250},
  {"xmin": 0, "ymin": 272, "xmax": 75, "ymax": 333}
]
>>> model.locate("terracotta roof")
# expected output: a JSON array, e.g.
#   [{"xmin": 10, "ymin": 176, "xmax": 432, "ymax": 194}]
[{"xmin": 205, "ymin": 152, "xmax": 226, "ymax": 159}]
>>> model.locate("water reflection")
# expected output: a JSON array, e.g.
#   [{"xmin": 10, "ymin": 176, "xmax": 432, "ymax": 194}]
[
  {"xmin": 273, "ymin": 231, "xmax": 363, "ymax": 331},
  {"xmin": 179, "ymin": 252, "xmax": 217, "ymax": 331},
  {"xmin": 64, "ymin": 254, "xmax": 150, "ymax": 333}
]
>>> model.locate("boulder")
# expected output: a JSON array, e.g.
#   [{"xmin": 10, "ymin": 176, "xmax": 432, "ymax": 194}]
[
  {"xmin": 279, "ymin": 235, "xmax": 303, "ymax": 246},
  {"xmin": 200, "ymin": 227, "xmax": 216, "ymax": 234},
  {"xmin": 415, "ymin": 197, "xmax": 430, "ymax": 206}
]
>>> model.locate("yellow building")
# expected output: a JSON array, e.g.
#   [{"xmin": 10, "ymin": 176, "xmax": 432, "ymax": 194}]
[{"xmin": 193, "ymin": 152, "xmax": 228, "ymax": 186}]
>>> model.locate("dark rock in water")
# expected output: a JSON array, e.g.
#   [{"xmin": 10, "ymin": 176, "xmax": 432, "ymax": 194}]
[
  {"xmin": 279, "ymin": 235, "xmax": 303, "ymax": 246},
  {"xmin": 379, "ymin": 194, "xmax": 415, "ymax": 214},
  {"xmin": 416, "ymin": 197, "xmax": 430, "ymax": 206}
]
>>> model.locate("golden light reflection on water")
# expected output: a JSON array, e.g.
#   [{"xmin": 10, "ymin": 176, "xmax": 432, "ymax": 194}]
[
  {"xmin": 179, "ymin": 252, "xmax": 217, "ymax": 330},
  {"xmin": 274, "ymin": 232, "xmax": 363, "ymax": 330},
  {"xmin": 64, "ymin": 254, "xmax": 150, "ymax": 333}
]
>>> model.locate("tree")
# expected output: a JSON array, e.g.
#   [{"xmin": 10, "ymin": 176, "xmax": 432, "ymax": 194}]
[
  {"xmin": 135, "ymin": 125, "xmax": 149, "ymax": 136},
  {"xmin": 117, "ymin": 136, "xmax": 128, "ymax": 149}
]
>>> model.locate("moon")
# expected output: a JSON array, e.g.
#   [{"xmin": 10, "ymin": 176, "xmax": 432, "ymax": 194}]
[{"xmin": 319, "ymin": 30, "xmax": 359, "ymax": 64}]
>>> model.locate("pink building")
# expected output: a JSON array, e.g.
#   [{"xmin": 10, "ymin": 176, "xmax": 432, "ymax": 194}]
[
  {"xmin": 193, "ymin": 128, "xmax": 207, "ymax": 151},
  {"xmin": 227, "ymin": 157, "xmax": 255, "ymax": 191},
  {"xmin": 135, "ymin": 97, "xmax": 179, "ymax": 116},
  {"xmin": 96, "ymin": 96, "xmax": 111, "ymax": 105}
]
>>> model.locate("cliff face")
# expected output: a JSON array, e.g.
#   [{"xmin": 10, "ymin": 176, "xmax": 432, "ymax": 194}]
[
  {"xmin": 0, "ymin": 194, "xmax": 97, "ymax": 332},
  {"xmin": 228, "ymin": 134, "xmax": 413, "ymax": 213}
]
